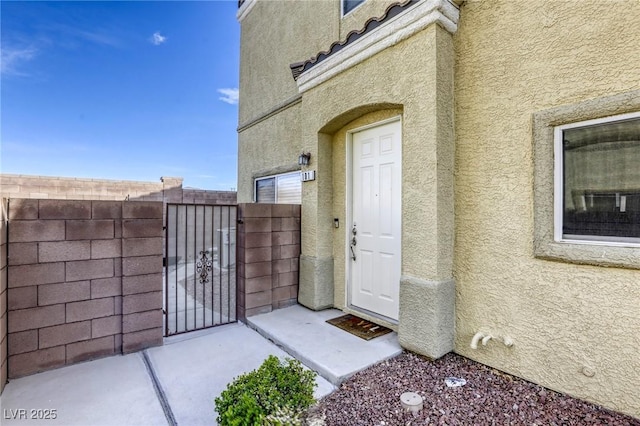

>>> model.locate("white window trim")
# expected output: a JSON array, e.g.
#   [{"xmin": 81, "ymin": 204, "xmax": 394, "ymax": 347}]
[
  {"xmin": 254, "ymin": 171, "xmax": 302, "ymax": 204},
  {"xmin": 553, "ymin": 111, "xmax": 640, "ymax": 248},
  {"xmin": 296, "ymin": 0, "xmax": 459, "ymax": 93}
]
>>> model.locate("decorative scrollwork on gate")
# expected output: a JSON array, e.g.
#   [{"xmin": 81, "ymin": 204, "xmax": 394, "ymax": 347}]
[{"xmin": 196, "ymin": 250, "xmax": 212, "ymax": 284}]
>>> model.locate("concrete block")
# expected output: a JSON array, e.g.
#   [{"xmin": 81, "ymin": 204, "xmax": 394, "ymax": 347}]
[
  {"xmin": 39, "ymin": 240, "xmax": 91, "ymax": 262},
  {"xmin": 39, "ymin": 321, "xmax": 91, "ymax": 349},
  {"xmin": 245, "ymin": 233, "xmax": 271, "ymax": 248},
  {"xmin": 276, "ymin": 298, "xmax": 298, "ymax": 310},
  {"xmin": 280, "ymin": 244, "xmax": 301, "ymax": 259},
  {"xmin": 91, "ymin": 239, "xmax": 122, "ymax": 259},
  {"xmin": 7, "ymin": 199, "xmax": 38, "ymax": 220},
  {"xmin": 281, "ymin": 217, "xmax": 300, "ymax": 231},
  {"xmin": 0, "ymin": 268, "xmax": 5, "ymax": 294},
  {"xmin": 122, "ymin": 202, "xmax": 162, "ymax": 219},
  {"xmin": 271, "ymin": 218, "xmax": 282, "ymax": 232},
  {"xmin": 122, "ymin": 255, "xmax": 162, "ymax": 277},
  {"xmin": 277, "ymin": 271, "xmax": 297, "ymax": 287},
  {"xmin": 243, "ymin": 217, "xmax": 272, "ymax": 233},
  {"xmin": 66, "ymin": 336, "xmax": 115, "ymax": 364},
  {"xmin": 92, "ymin": 201, "xmax": 122, "ymax": 219},
  {"xmin": 398, "ymin": 276, "xmax": 455, "ymax": 360},
  {"xmin": 66, "ymin": 297, "xmax": 114, "ymax": 322},
  {"xmin": 9, "ymin": 262, "xmax": 65, "ymax": 287},
  {"xmin": 114, "ymin": 220, "xmax": 122, "ymax": 239},
  {"xmin": 122, "ymin": 291, "xmax": 162, "ymax": 314},
  {"xmin": 239, "ymin": 203, "xmax": 271, "ymax": 218},
  {"xmin": 272, "ymin": 246, "xmax": 281, "ymax": 261},
  {"xmin": 38, "ymin": 281, "xmax": 90, "ymax": 306},
  {"xmin": 122, "ymin": 219, "xmax": 163, "ymax": 238},
  {"xmin": 122, "ymin": 310, "xmax": 162, "ymax": 333},
  {"xmin": 8, "ymin": 346, "xmax": 65, "ymax": 378},
  {"xmin": 7, "ymin": 243, "xmax": 38, "ymax": 265},
  {"xmin": 8, "ymin": 287, "xmax": 38, "ymax": 310},
  {"xmin": 91, "ymin": 277, "xmax": 122, "ymax": 298},
  {"xmin": 122, "ymin": 274, "xmax": 161, "ymax": 295},
  {"xmin": 246, "ymin": 276, "xmax": 272, "ymax": 294},
  {"xmin": 8, "ymin": 305, "xmax": 66, "ymax": 332},
  {"xmin": 272, "ymin": 286, "xmax": 291, "ymax": 304},
  {"xmin": 39, "ymin": 200, "xmax": 91, "ymax": 219},
  {"xmin": 273, "ymin": 259, "xmax": 292, "ymax": 274},
  {"xmin": 66, "ymin": 258, "xmax": 114, "ymax": 281},
  {"xmin": 9, "ymin": 220, "xmax": 65, "ymax": 243},
  {"xmin": 245, "ymin": 261, "xmax": 271, "ymax": 279},
  {"xmin": 272, "ymin": 231, "xmax": 294, "ymax": 246},
  {"xmin": 114, "ymin": 257, "xmax": 122, "ymax": 277},
  {"xmin": 246, "ymin": 290, "xmax": 271, "ymax": 310},
  {"xmin": 291, "ymin": 258, "xmax": 299, "ymax": 271},
  {"xmin": 115, "ymin": 333, "xmax": 123, "ymax": 353},
  {"xmin": 8, "ymin": 329, "xmax": 38, "ymax": 355},
  {"xmin": 289, "ymin": 284, "xmax": 299, "ymax": 299},
  {"xmin": 122, "ymin": 327, "xmax": 162, "ymax": 353},
  {"xmin": 122, "ymin": 237, "xmax": 162, "ymax": 257},
  {"xmin": 271, "ymin": 204, "xmax": 294, "ymax": 218},
  {"xmin": 245, "ymin": 305, "xmax": 272, "ymax": 318},
  {"xmin": 114, "ymin": 296, "xmax": 122, "ymax": 315},
  {"xmin": 66, "ymin": 220, "xmax": 114, "ymax": 240},
  {"xmin": 91, "ymin": 315, "xmax": 122, "ymax": 338}
]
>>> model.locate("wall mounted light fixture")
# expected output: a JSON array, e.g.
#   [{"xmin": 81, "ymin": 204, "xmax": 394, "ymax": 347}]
[{"xmin": 298, "ymin": 151, "xmax": 311, "ymax": 166}]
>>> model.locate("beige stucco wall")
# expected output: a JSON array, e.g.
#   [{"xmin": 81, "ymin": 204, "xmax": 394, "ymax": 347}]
[
  {"xmin": 237, "ymin": 0, "xmax": 399, "ymax": 202},
  {"xmin": 454, "ymin": 1, "xmax": 640, "ymax": 418},
  {"xmin": 238, "ymin": 1, "xmax": 339, "ymax": 127},
  {"xmin": 300, "ymin": 24, "xmax": 455, "ymax": 281},
  {"xmin": 238, "ymin": 0, "xmax": 640, "ymax": 418}
]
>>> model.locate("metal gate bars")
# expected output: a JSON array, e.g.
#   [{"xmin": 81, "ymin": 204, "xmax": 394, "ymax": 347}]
[{"xmin": 164, "ymin": 204, "xmax": 237, "ymax": 336}]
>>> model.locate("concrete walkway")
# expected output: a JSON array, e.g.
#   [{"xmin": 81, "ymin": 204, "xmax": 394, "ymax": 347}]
[{"xmin": 0, "ymin": 305, "xmax": 402, "ymax": 425}]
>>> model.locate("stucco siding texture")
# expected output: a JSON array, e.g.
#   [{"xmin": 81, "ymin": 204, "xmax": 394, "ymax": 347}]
[
  {"xmin": 300, "ymin": 25, "xmax": 454, "ymax": 282},
  {"xmin": 453, "ymin": 1, "xmax": 640, "ymax": 418},
  {"xmin": 237, "ymin": 104, "xmax": 303, "ymax": 203},
  {"xmin": 238, "ymin": 1, "xmax": 337, "ymax": 126}
]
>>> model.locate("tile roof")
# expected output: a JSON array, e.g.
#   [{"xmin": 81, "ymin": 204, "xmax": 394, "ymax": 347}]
[{"xmin": 290, "ymin": 0, "xmax": 419, "ymax": 81}]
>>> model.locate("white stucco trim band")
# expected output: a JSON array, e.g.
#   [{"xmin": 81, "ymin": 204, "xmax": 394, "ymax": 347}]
[
  {"xmin": 236, "ymin": 0, "xmax": 256, "ymax": 22},
  {"xmin": 295, "ymin": 0, "xmax": 459, "ymax": 93}
]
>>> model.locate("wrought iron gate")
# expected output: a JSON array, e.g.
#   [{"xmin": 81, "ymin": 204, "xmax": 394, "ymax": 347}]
[{"xmin": 164, "ymin": 204, "xmax": 237, "ymax": 336}]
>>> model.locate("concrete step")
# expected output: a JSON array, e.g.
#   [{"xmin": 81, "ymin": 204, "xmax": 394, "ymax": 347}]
[{"xmin": 246, "ymin": 304, "xmax": 403, "ymax": 386}]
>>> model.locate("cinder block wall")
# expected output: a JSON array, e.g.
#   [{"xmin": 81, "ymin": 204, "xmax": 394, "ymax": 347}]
[
  {"xmin": 237, "ymin": 204, "xmax": 301, "ymax": 319},
  {"xmin": 0, "ymin": 174, "xmax": 237, "ymax": 205},
  {"xmin": 6, "ymin": 199, "xmax": 163, "ymax": 379},
  {"xmin": 1, "ymin": 198, "xmax": 8, "ymax": 393}
]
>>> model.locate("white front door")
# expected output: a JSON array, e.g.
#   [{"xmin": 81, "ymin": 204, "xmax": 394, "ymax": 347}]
[{"xmin": 350, "ymin": 119, "xmax": 402, "ymax": 320}]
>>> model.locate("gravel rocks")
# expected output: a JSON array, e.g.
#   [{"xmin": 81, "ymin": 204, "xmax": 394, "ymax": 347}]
[{"xmin": 307, "ymin": 353, "xmax": 639, "ymax": 426}]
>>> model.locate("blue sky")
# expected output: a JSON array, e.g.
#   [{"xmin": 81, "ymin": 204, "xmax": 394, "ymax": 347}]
[{"xmin": 1, "ymin": 0, "xmax": 240, "ymax": 190}]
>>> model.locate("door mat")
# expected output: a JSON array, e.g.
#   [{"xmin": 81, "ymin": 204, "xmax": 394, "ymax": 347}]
[{"xmin": 326, "ymin": 314, "xmax": 392, "ymax": 340}]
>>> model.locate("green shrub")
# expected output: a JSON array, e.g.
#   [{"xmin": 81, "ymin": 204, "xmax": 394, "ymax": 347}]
[{"xmin": 214, "ymin": 355, "xmax": 317, "ymax": 426}]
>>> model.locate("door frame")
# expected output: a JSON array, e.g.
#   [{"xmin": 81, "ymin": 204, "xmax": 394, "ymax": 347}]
[{"xmin": 345, "ymin": 115, "xmax": 402, "ymax": 320}]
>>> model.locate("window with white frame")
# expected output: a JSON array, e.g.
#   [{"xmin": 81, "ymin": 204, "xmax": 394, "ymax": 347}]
[
  {"xmin": 254, "ymin": 171, "xmax": 302, "ymax": 204},
  {"xmin": 555, "ymin": 112, "xmax": 640, "ymax": 245},
  {"xmin": 343, "ymin": 0, "xmax": 365, "ymax": 15}
]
